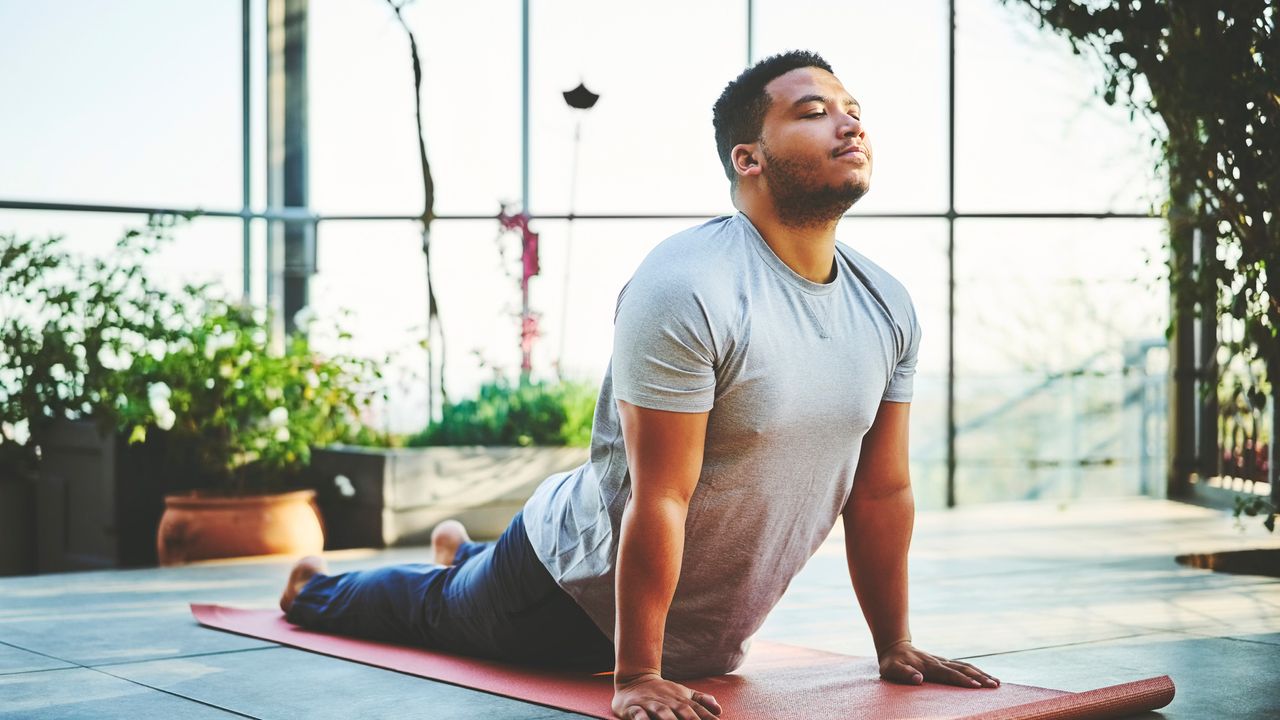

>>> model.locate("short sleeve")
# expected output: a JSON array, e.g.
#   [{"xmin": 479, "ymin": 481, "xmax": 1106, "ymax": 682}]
[
  {"xmin": 881, "ymin": 297, "xmax": 921, "ymax": 403},
  {"xmin": 610, "ymin": 275, "xmax": 718, "ymax": 413}
]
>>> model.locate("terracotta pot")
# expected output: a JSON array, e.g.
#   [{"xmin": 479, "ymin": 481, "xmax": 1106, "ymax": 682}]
[{"xmin": 156, "ymin": 489, "xmax": 325, "ymax": 566}]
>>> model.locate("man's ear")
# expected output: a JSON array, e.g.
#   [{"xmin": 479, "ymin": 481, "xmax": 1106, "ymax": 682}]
[{"xmin": 731, "ymin": 144, "xmax": 762, "ymax": 179}]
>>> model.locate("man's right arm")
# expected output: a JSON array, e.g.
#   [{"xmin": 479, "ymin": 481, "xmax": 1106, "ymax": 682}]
[{"xmin": 611, "ymin": 399, "xmax": 722, "ymax": 720}]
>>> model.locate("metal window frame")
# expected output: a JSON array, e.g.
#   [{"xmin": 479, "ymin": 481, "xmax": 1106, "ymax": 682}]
[{"xmin": 0, "ymin": 0, "xmax": 1165, "ymax": 509}]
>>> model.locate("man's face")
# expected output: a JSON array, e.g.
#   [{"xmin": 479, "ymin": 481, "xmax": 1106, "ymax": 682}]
[{"xmin": 753, "ymin": 67, "xmax": 872, "ymax": 226}]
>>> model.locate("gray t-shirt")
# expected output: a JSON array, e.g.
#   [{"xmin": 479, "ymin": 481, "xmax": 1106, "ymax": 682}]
[{"xmin": 522, "ymin": 212, "xmax": 920, "ymax": 679}]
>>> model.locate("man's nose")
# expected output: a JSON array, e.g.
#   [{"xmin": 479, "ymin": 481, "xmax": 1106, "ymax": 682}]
[{"xmin": 840, "ymin": 116, "xmax": 864, "ymax": 139}]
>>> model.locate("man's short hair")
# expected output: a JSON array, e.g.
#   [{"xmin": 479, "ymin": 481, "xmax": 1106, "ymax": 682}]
[{"xmin": 712, "ymin": 50, "xmax": 835, "ymax": 184}]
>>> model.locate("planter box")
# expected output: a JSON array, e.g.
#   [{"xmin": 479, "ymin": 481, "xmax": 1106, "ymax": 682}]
[
  {"xmin": 308, "ymin": 445, "xmax": 589, "ymax": 549},
  {"xmin": 34, "ymin": 420, "xmax": 166, "ymax": 573},
  {"xmin": 0, "ymin": 473, "xmax": 35, "ymax": 576}
]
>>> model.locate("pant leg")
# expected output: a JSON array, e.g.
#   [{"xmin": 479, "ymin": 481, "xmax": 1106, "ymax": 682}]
[
  {"xmin": 286, "ymin": 510, "xmax": 613, "ymax": 671},
  {"xmin": 452, "ymin": 539, "xmax": 490, "ymax": 565}
]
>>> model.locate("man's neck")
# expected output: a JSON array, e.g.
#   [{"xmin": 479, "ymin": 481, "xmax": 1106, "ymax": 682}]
[{"xmin": 738, "ymin": 196, "xmax": 839, "ymax": 285}]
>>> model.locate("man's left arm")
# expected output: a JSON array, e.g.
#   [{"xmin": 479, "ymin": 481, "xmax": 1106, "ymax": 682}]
[{"xmin": 842, "ymin": 400, "xmax": 1000, "ymax": 689}]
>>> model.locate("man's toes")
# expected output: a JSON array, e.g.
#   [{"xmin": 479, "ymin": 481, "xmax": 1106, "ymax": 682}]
[
  {"xmin": 431, "ymin": 520, "xmax": 471, "ymax": 565},
  {"xmin": 280, "ymin": 555, "xmax": 328, "ymax": 613}
]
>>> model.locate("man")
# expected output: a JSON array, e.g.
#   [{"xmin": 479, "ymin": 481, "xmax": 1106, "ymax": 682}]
[{"xmin": 280, "ymin": 50, "xmax": 1000, "ymax": 720}]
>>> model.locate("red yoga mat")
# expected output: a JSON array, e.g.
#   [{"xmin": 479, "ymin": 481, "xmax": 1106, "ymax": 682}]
[{"xmin": 191, "ymin": 604, "xmax": 1173, "ymax": 720}]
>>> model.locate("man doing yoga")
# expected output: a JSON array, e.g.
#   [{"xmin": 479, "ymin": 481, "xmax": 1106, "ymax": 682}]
[{"xmin": 280, "ymin": 49, "xmax": 1000, "ymax": 720}]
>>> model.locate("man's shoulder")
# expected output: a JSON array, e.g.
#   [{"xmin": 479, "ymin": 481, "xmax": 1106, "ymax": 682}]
[
  {"xmin": 625, "ymin": 215, "xmax": 750, "ymax": 293},
  {"xmin": 835, "ymin": 241, "xmax": 914, "ymax": 308}
]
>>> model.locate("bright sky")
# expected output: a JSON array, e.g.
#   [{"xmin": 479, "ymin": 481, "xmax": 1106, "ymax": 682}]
[{"xmin": 0, "ymin": 0, "xmax": 1170, "ymax": 503}]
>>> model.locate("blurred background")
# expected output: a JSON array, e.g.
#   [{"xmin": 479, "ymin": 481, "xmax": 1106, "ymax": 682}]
[{"xmin": 0, "ymin": 0, "xmax": 1197, "ymax": 516}]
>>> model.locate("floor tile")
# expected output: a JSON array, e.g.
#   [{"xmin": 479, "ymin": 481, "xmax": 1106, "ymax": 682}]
[
  {"xmin": 963, "ymin": 633, "xmax": 1280, "ymax": 719},
  {"xmin": 0, "ymin": 607, "xmax": 276, "ymax": 666},
  {"xmin": 0, "ymin": 667, "xmax": 238, "ymax": 718},
  {"xmin": 0, "ymin": 642, "xmax": 74, "ymax": 675},
  {"xmin": 107, "ymin": 646, "xmax": 593, "ymax": 720}
]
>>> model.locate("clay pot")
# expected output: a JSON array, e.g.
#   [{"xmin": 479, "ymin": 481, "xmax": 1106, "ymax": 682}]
[{"xmin": 156, "ymin": 489, "xmax": 325, "ymax": 566}]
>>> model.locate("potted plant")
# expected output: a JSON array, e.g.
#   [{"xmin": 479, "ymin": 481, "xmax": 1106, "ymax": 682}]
[
  {"xmin": 116, "ymin": 297, "xmax": 383, "ymax": 565},
  {"xmin": 1, "ymin": 218, "xmax": 186, "ymax": 572},
  {"xmin": 1, "ymin": 217, "xmax": 385, "ymax": 569},
  {"xmin": 309, "ymin": 378, "xmax": 595, "ymax": 547}
]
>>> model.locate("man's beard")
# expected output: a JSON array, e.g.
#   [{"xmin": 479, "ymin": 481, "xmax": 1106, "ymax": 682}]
[{"xmin": 761, "ymin": 143, "xmax": 868, "ymax": 229}]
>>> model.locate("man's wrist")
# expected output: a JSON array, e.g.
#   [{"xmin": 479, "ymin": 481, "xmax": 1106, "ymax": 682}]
[
  {"xmin": 877, "ymin": 637, "xmax": 913, "ymax": 657},
  {"xmin": 613, "ymin": 667, "xmax": 663, "ymax": 688}
]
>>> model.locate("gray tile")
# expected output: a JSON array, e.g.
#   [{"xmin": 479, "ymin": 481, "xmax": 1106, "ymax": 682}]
[
  {"xmin": 960, "ymin": 633, "xmax": 1280, "ymax": 719},
  {"xmin": 0, "ymin": 606, "xmax": 276, "ymax": 666},
  {"xmin": 0, "ymin": 667, "xmax": 238, "ymax": 719},
  {"xmin": 0, "ymin": 642, "xmax": 74, "ymax": 675},
  {"xmin": 107, "ymin": 645, "xmax": 593, "ymax": 720}
]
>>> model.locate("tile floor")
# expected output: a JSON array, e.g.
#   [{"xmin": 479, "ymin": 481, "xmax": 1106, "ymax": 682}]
[{"xmin": 2, "ymin": 497, "xmax": 1278, "ymax": 719}]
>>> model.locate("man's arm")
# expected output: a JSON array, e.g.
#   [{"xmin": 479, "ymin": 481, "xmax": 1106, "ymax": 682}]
[
  {"xmin": 843, "ymin": 400, "xmax": 1000, "ymax": 689},
  {"xmin": 611, "ymin": 399, "xmax": 722, "ymax": 720}
]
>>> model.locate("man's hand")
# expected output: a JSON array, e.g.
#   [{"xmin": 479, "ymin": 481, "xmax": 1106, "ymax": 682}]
[
  {"xmin": 612, "ymin": 673, "xmax": 722, "ymax": 720},
  {"xmin": 878, "ymin": 640, "xmax": 1001, "ymax": 689}
]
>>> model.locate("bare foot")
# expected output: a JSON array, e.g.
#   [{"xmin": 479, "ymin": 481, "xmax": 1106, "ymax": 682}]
[
  {"xmin": 279, "ymin": 555, "xmax": 327, "ymax": 614},
  {"xmin": 431, "ymin": 520, "xmax": 471, "ymax": 565}
]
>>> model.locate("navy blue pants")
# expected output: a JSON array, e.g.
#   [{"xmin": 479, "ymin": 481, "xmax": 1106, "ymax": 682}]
[{"xmin": 285, "ymin": 511, "xmax": 614, "ymax": 671}]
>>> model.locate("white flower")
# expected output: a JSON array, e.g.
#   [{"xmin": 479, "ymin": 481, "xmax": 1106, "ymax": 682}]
[
  {"xmin": 149, "ymin": 395, "xmax": 171, "ymax": 419},
  {"xmin": 252, "ymin": 329, "xmax": 268, "ymax": 346},
  {"xmin": 265, "ymin": 386, "xmax": 283, "ymax": 402},
  {"xmin": 273, "ymin": 426, "xmax": 290, "ymax": 442},
  {"xmin": 293, "ymin": 306, "xmax": 316, "ymax": 329},
  {"xmin": 155, "ymin": 408, "xmax": 176, "ymax": 431},
  {"xmin": 252, "ymin": 308, "xmax": 267, "ymax": 325},
  {"xmin": 234, "ymin": 379, "xmax": 245, "ymax": 390},
  {"xmin": 219, "ymin": 363, "xmax": 234, "ymax": 379},
  {"xmin": 49, "ymin": 363, "xmax": 66, "ymax": 380},
  {"xmin": 334, "ymin": 474, "xmax": 356, "ymax": 498},
  {"xmin": 6, "ymin": 419, "xmax": 30, "ymax": 445},
  {"xmin": 203, "ymin": 331, "xmax": 237, "ymax": 360},
  {"xmin": 205, "ymin": 378, "xmax": 215, "ymax": 389},
  {"xmin": 147, "ymin": 340, "xmax": 167, "ymax": 362},
  {"xmin": 305, "ymin": 370, "xmax": 320, "ymax": 389},
  {"xmin": 237, "ymin": 350, "xmax": 253, "ymax": 367},
  {"xmin": 98, "ymin": 347, "xmax": 134, "ymax": 371},
  {"xmin": 268, "ymin": 407, "xmax": 289, "ymax": 427},
  {"xmin": 147, "ymin": 382, "xmax": 172, "ymax": 401}
]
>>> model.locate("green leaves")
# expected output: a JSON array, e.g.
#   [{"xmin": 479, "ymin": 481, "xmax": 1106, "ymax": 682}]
[
  {"xmin": 1, "ymin": 217, "xmax": 383, "ymax": 493},
  {"xmin": 409, "ymin": 379, "xmax": 597, "ymax": 448},
  {"xmin": 1010, "ymin": 0, "xmax": 1279, "ymax": 526}
]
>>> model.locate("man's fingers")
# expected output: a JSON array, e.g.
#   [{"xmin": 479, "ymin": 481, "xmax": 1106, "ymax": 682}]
[
  {"xmin": 643, "ymin": 703, "xmax": 680, "ymax": 720},
  {"xmin": 949, "ymin": 660, "xmax": 1001, "ymax": 686},
  {"xmin": 688, "ymin": 700, "xmax": 719, "ymax": 720},
  {"xmin": 930, "ymin": 662, "xmax": 983, "ymax": 688},
  {"xmin": 690, "ymin": 690, "xmax": 722, "ymax": 715},
  {"xmin": 884, "ymin": 660, "xmax": 925, "ymax": 684}
]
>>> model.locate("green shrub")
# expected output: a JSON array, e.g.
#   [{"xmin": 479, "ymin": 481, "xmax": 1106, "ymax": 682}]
[{"xmin": 409, "ymin": 379, "xmax": 597, "ymax": 447}]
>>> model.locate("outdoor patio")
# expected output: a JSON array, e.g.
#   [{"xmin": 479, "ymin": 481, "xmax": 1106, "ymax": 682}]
[{"xmin": 1, "ymin": 496, "xmax": 1277, "ymax": 719}]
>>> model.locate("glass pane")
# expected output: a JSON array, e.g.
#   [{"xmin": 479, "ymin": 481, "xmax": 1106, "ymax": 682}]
[
  {"xmin": 955, "ymin": 0, "xmax": 1165, "ymax": 213},
  {"xmin": 0, "ymin": 211, "xmax": 246, "ymax": 298},
  {"xmin": 954, "ymin": 218, "xmax": 1170, "ymax": 503},
  {"xmin": 0, "ymin": 3, "xmax": 242, "ymax": 209},
  {"xmin": 528, "ymin": 0, "xmax": 746, "ymax": 215},
  {"xmin": 837, "ymin": 219, "xmax": 950, "ymax": 508},
  {"xmin": 754, "ymin": 0, "xmax": 950, "ymax": 214},
  {"xmin": 310, "ymin": 1, "xmax": 522, "ymax": 216}
]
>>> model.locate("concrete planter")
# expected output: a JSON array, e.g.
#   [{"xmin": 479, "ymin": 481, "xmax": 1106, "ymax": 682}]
[
  {"xmin": 309, "ymin": 445, "xmax": 589, "ymax": 548},
  {"xmin": 33, "ymin": 420, "xmax": 167, "ymax": 572},
  {"xmin": 0, "ymin": 473, "xmax": 35, "ymax": 576}
]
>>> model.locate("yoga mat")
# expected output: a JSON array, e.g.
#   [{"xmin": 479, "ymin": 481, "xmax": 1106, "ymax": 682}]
[{"xmin": 192, "ymin": 604, "xmax": 1174, "ymax": 720}]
